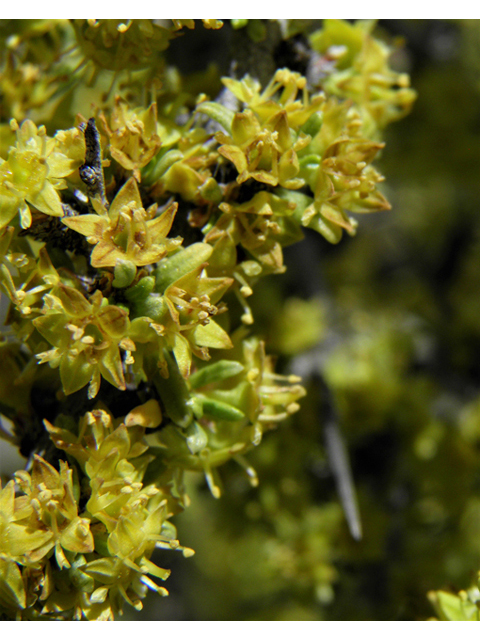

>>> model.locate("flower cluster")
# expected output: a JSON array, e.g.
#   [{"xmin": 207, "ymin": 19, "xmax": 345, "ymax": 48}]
[
  {"xmin": 309, "ymin": 19, "xmax": 417, "ymax": 135},
  {"xmin": 0, "ymin": 456, "xmax": 94, "ymax": 618},
  {"xmin": 0, "ymin": 19, "xmax": 415, "ymax": 620},
  {"xmin": 0, "ymin": 120, "xmax": 85, "ymax": 230},
  {"xmin": 99, "ymin": 98, "xmax": 161, "ymax": 182},
  {"xmin": 63, "ymin": 177, "xmax": 180, "ymax": 269},
  {"xmin": 0, "ymin": 403, "xmax": 194, "ymax": 620},
  {"xmin": 150, "ymin": 335, "xmax": 306, "ymax": 498},
  {"xmin": 201, "ymin": 68, "xmax": 392, "ymax": 250}
]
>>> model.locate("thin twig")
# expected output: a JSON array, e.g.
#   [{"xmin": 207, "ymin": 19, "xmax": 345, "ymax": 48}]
[{"xmin": 314, "ymin": 372, "xmax": 363, "ymax": 541}]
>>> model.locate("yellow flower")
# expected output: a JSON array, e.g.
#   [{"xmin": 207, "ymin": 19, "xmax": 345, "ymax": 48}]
[
  {"xmin": 64, "ymin": 177, "xmax": 181, "ymax": 268},
  {"xmin": 299, "ymin": 99, "xmax": 390, "ymax": 243},
  {"xmin": 155, "ymin": 127, "xmax": 220, "ymax": 204},
  {"xmin": 216, "ymin": 108, "xmax": 310, "ymax": 189},
  {"xmin": 309, "ymin": 19, "xmax": 417, "ymax": 135},
  {"xmin": 222, "ymin": 68, "xmax": 325, "ymax": 129},
  {"xmin": 44, "ymin": 407, "xmax": 193, "ymax": 620},
  {"xmin": 33, "ymin": 286, "xmax": 131, "ymax": 398},
  {"xmin": 0, "ymin": 120, "xmax": 85, "ymax": 230},
  {"xmin": 100, "ymin": 97, "xmax": 162, "ymax": 181},
  {"xmin": 0, "ymin": 455, "xmax": 94, "ymax": 615},
  {"xmin": 150, "ymin": 336, "xmax": 306, "ymax": 498},
  {"xmin": 125, "ymin": 246, "xmax": 234, "ymax": 380},
  {"xmin": 14, "ymin": 456, "xmax": 94, "ymax": 569},
  {"xmin": 162, "ymin": 262, "xmax": 233, "ymax": 376}
]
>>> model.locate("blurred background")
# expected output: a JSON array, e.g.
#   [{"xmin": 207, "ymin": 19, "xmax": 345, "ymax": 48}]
[{"xmin": 2, "ymin": 19, "xmax": 480, "ymax": 620}]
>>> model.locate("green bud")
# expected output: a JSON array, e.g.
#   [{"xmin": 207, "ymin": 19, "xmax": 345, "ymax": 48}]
[
  {"xmin": 240, "ymin": 261, "xmax": 263, "ymax": 277},
  {"xmin": 301, "ymin": 112, "xmax": 323, "ymax": 138},
  {"xmin": 189, "ymin": 395, "xmax": 205, "ymax": 419},
  {"xmin": 199, "ymin": 177, "xmax": 223, "ymax": 204},
  {"xmin": 112, "ymin": 259, "xmax": 137, "ymax": 288},
  {"xmin": 125, "ymin": 277, "xmax": 167, "ymax": 321},
  {"xmin": 298, "ymin": 154, "xmax": 322, "ymax": 168},
  {"xmin": 275, "ymin": 188, "xmax": 312, "ymax": 223},
  {"xmin": 185, "ymin": 421, "xmax": 208, "ymax": 454},
  {"xmin": 247, "ymin": 19, "xmax": 267, "ymax": 43},
  {"xmin": 125, "ymin": 276, "xmax": 155, "ymax": 303},
  {"xmin": 231, "ymin": 19, "xmax": 248, "ymax": 29}
]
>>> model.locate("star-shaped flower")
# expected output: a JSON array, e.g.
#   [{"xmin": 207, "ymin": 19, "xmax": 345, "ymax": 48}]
[{"xmin": 64, "ymin": 177, "xmax": 181, "ymax": 268}]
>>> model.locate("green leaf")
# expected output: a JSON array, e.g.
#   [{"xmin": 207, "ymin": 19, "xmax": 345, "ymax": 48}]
[
  {"xmin": 112, "ymin": 259, "xmax": 137, "ymax": 288},
  {"xmin": 195, "ymin": 395, "xmax": 246, "ymax": 422},
  {"xmin": 155, "ymin": 243, "xmax": 213, "ymax": 293},
  {"xmin": 60, "ymin": 351, "xmax": 95, "ymax": 395},
  {"xmin": 192, "ymin": 320, "xmax": 233, "ymax": 349},
  {"xmin": 189, "ymin": 360, "xmax": 244, "ymax": 389},
  {"xmin": 125, "ymin": 276, "xmax": 155, "ymax": 303},
  {"xmin": 144, "ymin": 149, "xmax": 184, "ymax": 182},
  {"xmin": 196, "ymin": 102, "xmax": 234, "ymax": 134},
  {"xmin": 0, "ymin": 558, "xmax": 26, "ymax": 610}
]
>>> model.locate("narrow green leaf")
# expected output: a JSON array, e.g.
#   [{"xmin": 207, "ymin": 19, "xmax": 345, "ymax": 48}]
[
  {"xmin": 155, "ymin": 243, "xmax": 213, "ymax": 293},
  {"xmin": 195, "ymin": 394, "xmax": 245, "ymax": 421},
  {"xmin": 189, "ymin": 360, "xmax": 244, "ymax": 389},
  {"xmin": 196, "ymin": 101, "xmax": 234, "ymax": 134}
]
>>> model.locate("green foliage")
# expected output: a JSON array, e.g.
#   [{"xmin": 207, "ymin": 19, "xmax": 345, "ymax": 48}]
[{"xmin": 0, "ymin": 19, "xmax": 419, "ymax": 620}]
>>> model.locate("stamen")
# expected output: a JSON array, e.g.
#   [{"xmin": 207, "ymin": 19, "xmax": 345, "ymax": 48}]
[
  {"xmin": 233, "ymin": 454, "xmax": 259, "ymax": 487},
  {"xmin": 233, "ymin": 286, "xmax": 253, "ymax": 324}
]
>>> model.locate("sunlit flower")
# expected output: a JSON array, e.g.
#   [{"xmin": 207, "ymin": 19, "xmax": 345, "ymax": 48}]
[
  {"xmin": 100, "ymin": 97, "xmax": 161, "ymax": 181},
  {"xmin": 33, "ymin": 286, "xmax": 131, "ymax": 398},
  {"xmin": 63, "ymin": 177, "xmax": 181, "ymax": 268},
  {"xmin": 0, "ymin": 120, "xmax": 85, "ymax": 229}
]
